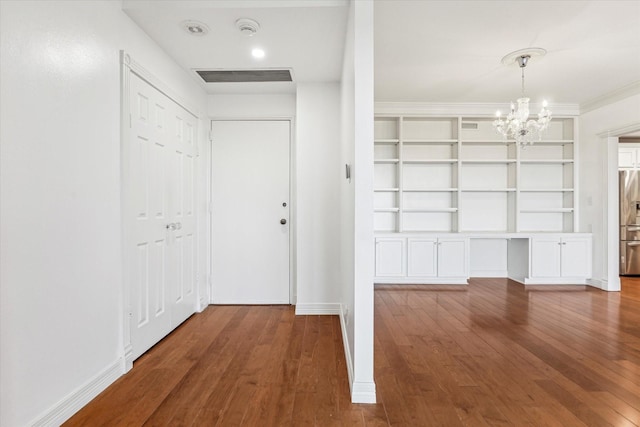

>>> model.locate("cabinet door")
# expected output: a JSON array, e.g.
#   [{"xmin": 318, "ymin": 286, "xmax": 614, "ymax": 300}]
[
  {"xmin": 530, "ymin": 237, "xmax": 561, "ymax": 277},
  {"xmin": 375, "ymin": 238, "xmax": 405, "ymax": 277},
  {"xmin": 561, "ymin": 237, "xmax": 592, "ymax": 278},
  {"xmin": 437, "ymin": 238, "xmax": 468, "ymax": 277},
  {"xmin": 407, "ymin": 238, "xmax": 437, "ymax": 277},
  {"xmin": 619, "ymin": 148, "xmax": 636, "ymax": 169}
]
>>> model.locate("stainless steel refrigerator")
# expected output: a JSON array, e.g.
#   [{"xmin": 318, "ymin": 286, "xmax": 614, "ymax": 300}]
[{"xmin": 620, "ymin": 170, "xmax": 640, "ymax": 275}]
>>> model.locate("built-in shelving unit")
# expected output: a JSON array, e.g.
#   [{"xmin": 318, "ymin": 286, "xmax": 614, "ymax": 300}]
[{"xmin": 374, "ymin": 115, "xmax": 578, "ymax": 233}]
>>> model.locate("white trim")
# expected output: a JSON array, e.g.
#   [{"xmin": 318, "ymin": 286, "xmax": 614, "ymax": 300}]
[
  {"xmin": 601, "ymin": 123, "xmax": 640, "ymax": 292},
  {"xmin": 581, "ymin": 81, "xmax": 640, "ymax": 114},
  {"xmin": 374, "ymin": 278, "xmax": 468, "ymax": 285},
  {"xmin": 598, "ymin": 122, "xmax": 640, "ymax": 138},
  {"xmin": 30, "ymin": 359, "xmax": 125, "ymax": 427},
  {"xmin": 375, "ymin": 101, "xmax": 580, "ymax": 117},
  {"xmin": 339, "ymin": 304, "xmax": 354, "ymax": 395},
  {"xmin": 295, "ymin": 303, "xmax": 342, "ymax": 315},
  {"xmin": 120, "ymin": 51, "xmax": 201, "ymax": 119},
  {"xmin": 469, "ymin": 270, "xmax": 509, "ymax": 278},
  {"xmin": 351, "ymin": 381, "xmax": 377, "ymax": 404},
  {"xmin": 587, "ymin": 278, "xmax": 610, "ymax": 290},
  {"xmin": 520, "ymin": 278, "xmax": 588, "ymax": 285}
]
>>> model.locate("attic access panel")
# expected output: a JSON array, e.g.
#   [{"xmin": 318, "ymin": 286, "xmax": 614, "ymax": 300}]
[{"xmin": 196, "ymin": 69, "xmax": 293, "ymax": 83}]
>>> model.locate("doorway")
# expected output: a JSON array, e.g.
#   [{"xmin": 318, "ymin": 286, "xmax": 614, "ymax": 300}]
[{"xmin": 210, "ymin": 120, "xmax": 291, "ymax": 304}]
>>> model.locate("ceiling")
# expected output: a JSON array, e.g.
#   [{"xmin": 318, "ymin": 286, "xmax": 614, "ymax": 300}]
[
  {"xmin": 122, "ymin": 0, "xmax": 349, "ymax": 94},
  {"xmin": 123, "ymin": 0, "xmax": 640, "ymax": 106}
]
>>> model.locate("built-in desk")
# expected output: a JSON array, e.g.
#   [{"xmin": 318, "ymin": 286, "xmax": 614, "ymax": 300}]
[{"xmin": 374, "ymin": 232, "xmax": 592, "ymax": 285}]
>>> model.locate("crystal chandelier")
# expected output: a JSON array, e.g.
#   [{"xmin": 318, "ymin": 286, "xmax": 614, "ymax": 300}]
[{"xmin": 493, "ymin": 51, "xmax": 552, "ymax": 147}]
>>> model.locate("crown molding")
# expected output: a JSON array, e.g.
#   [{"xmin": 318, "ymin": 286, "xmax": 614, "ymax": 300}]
[
  {"xmin": 374, "ymin": 102, "xmax": 580, "ymax": 117},
  {"xmin": 580, "ymin": 81, "xmax": 640, "ymax": 114},
  {"xmin": 597, "ymin": 122, "xmax": 640, "ymax": 138}
]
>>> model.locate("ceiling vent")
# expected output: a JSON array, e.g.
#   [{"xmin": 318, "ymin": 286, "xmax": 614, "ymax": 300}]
[{"xmin": 195, "ymin": 69, "xmax": 293, "ymax": 83}]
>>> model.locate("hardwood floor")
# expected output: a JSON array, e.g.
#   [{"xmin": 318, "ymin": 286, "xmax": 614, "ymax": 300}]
[
  {"xmin": 65, "ymin": 278, "xmax": 640, "ymax": 426},
  {"xmin": 375, "ymin": 278, "xmax": 640, "ymax": 427}
]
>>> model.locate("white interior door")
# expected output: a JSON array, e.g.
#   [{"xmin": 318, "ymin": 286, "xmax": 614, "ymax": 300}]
[
  {"xmin": 211, "ymin": 120, "xmax": 290, "ymax": 304},
  {"xmin": 126, "ymin": 73, "xmax": 197, "ymax": 361}
]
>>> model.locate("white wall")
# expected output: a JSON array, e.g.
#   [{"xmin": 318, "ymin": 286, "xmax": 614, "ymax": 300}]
[
  {"xmin": 295, "ymin": 84, "xmax": 343, "ymax": 308},
  {"xmin": 207, "ymin": 89, "xmax": 345, "ymax": 309},
  {"xmin": 208, "ymin": 94, "xmax": 296, "ymax": 119},
  {"xmin": 339, "ymin": 0, "xmax": 376, "ymax": 403},
  {"xmin": 579, "ymin": 93, "xmax": 640, "ymax": 290},
  {"xmin": 0, "ymin": 2, "xmax": 207, "ymax": 425}
]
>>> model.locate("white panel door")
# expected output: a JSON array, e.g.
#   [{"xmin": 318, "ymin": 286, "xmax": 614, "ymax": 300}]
[
  {"xmin": 530, "ymin": 237, "xmax": 561, "ymax": 278},
  {"xmin": 211, "ymin": 120, "xmax": 290, "ymax": 304},
  {"xmin": 561, "ymin": 237, "xmax": 592, "ymax": 278},
  {"xmin": 168, "ymin": 106, "xmax": 198, "ymax": 325},
  {"xmin": 375, "ymin": 238, "xmax": 405, "ymax": 277},
  {"xmin": 437, "ymin": 238, "xmax": 468, "ymax": 278},
  {"xmin": 619, "ymin": 148, "xmax": 637, "ymax": 169},
  {"xmin": 126, "ymin": 73, "xmax": 197, "ymax": 361},
  {"xmin": 407, "ymin": 238, "xmax": 437, "ymax": 277}
]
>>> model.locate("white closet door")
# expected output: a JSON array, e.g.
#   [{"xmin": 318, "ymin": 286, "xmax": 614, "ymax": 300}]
[
  {"xmin": 211, "ymin": 120, "xmax": 290, "ymax": 304},
  {"xmin": 126, "ymin": 73, "xmax": 197, "ymax": 361},
  {"xmin": 167, "ymin": 106, "xmax": 198, "ymax": 326}
]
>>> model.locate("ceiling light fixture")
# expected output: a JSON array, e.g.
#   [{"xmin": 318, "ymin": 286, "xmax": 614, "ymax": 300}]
[
  {"xmin": 236, "ymin": 18, "xmax": 260, "ymax": 36},
  {"xmin": 182, "ymin": 20, "xmax": 209, "ymax": 36},
  {"xmin": 493, "ymin": 48, "xmax": 552, "ymax": 147},
  {"xmin": 251, "ymin": 48, "xmax": 265, "ymax": 59}
]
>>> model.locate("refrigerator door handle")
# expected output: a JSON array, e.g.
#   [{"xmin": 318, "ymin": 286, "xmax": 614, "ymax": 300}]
[
  {"xmin": 627, "ymin": 241, "xmax": 640, "ymax": 247},
  {"xmin": 628, "ymin": 226, "xmax": 640, "ymax": 231}
]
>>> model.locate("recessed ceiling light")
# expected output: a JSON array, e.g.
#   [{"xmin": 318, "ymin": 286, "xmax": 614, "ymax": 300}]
[
  {"xmin": 252, "ymin": 48, "xmax": 265, "ymax": 59},
  {"xmin": 182, "ymin": 20, "xmax": 209, "ymax": 36}
]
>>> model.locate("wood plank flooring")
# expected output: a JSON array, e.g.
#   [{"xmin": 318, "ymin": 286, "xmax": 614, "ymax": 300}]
[{"xmin": 65, "ymin": 278, "xmax": 640, "ymax": 426}]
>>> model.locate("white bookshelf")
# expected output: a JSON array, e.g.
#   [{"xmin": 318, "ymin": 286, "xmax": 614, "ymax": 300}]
[{"xmin": 374, "ymin": 115, "xmax": 578, "ymax": 233}]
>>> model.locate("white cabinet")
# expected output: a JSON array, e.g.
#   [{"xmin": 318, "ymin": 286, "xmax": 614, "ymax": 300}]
[
  {"xmin": 375, "ymin": 238, "xmax": 405, "ymax": 277},
  {"xmin": 437, "ymin": 238, "xmax": 468, "ymax": 277},
  {"xmin": 529, "ymin": 236, "xmax": 592, "ymax": 284},
  {"xmin": 407, "ymin": 238, "xmax": 437, "ymax": 277},
  {"xmin": 619, "ymin": 145, "xmax": 640, "ymax": 169},
  {"xmin": 375, "ymin": 236, "xmax": 469, "ymax": 284}
]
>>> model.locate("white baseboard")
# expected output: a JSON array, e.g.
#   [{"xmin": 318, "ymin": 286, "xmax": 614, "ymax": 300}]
[
  {"xmin": 469, "ymin": 270, "xmax": 509, "ymax": 278},
  {"xmin": 351, "ymin": 381, "xmax": 377, "ymax": 404},
  {"xmin": 295, "ymin": 303, "xmax": 342, "ymax": 315},
  {"xmin": 198, "ymin": 297, "xmax": 208, "ymax": 313},
  {"xmin": 374, "ymin": 277, "xmax": 468, "ymax": 285},
  {"xmin": 31, "ymin": 358, "xmax": 125, "ymax": 427},
  {"xmin": 588, "ymin": 278, "xmax": 619, "ymax": 291},
  {"xmin": 338, "ymin": 304, "xmax": 377, "ymax": 404},
  {"xmin": 339, "ymin": 305, "xmax": 354, "ymax": 390}
]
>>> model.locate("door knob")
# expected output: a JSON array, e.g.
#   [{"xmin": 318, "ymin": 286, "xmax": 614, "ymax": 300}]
[{"xmin": 280, "ymin": 219, "xmax": 287, "ymax": 225}]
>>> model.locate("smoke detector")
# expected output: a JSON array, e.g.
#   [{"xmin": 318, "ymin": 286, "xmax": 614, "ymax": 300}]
[
  {"xmin": 236, "ymin": 18, "xmax": 260, "ymax": 36},
  {"xmin": 182, "ymin": 20, "xmax": 209, "ymax": 36}
]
